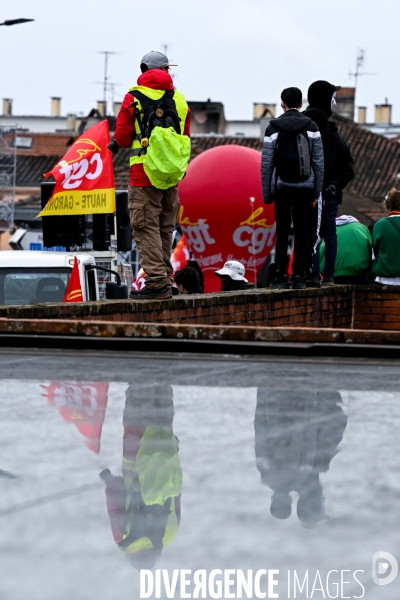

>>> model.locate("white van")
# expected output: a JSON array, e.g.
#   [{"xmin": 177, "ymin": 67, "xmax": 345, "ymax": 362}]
[{"xmin": 0, "ymin": 251, "xmax": 100, "ymax": 305}]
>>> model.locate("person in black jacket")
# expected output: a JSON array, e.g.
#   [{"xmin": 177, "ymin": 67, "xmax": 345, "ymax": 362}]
[
  {"xmin": 261, "ymin": 87, "xmax": 324, "ymax": 290},
  {"xmin": 304, "ymin": 81, "xmax": 354, "ymax": 287}
]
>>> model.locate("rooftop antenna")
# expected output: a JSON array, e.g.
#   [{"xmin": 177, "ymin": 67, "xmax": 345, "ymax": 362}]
[
  {"xmin": 98, "ymin": 51, "xmax": 119, "ymax": 116},
  {"xmin": 162, "ymin": 44, "xmax": 176, "ymax": 82},
  {"xmin": 349, "ymin": 49, "xmax": 377, "ymax": 100},
  {"xmin": 93, "ymin": 81, "xmax": 121, "ymax": 108}
]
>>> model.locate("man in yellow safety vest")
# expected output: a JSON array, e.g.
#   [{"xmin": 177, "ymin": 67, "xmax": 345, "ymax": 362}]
[{"xmin": 109, "ymin": 51, "xmax": 191, "ymax": 299}]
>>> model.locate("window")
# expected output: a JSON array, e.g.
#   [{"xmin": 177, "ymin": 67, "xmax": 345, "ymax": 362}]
[{"xmin": 0, "ymin": 269, "xmax": 70, "ymax": 306}]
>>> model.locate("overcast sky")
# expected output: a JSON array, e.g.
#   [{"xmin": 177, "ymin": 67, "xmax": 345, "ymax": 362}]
[{"xmin": 0, "ymin": 0, "xmax": 398, "ymax": 123}]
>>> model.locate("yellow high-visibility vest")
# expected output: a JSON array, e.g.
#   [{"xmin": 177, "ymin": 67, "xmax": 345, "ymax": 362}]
[
  {"xmin": 129, "ymin": 85, "xmax": 188, "ymax": 167},
  {"xmin": 118, "ymin": 497, "xmax": 179, "ymax": 554}
]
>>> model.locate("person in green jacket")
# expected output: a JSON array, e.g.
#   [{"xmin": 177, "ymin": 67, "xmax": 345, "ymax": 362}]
[
  {"xmin": 319, "ymin": 215, "xmax": 372, "ymax": 284},
  {"xmin": 214, "ymin": 260, "xmax": 255, "ymax": 291},
  {"xmin": 372, "ymin": 188, "xmax": 400, "ymax": 285}
]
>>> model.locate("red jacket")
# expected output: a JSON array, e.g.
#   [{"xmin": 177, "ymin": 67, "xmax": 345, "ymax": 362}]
[{"xmin": 114, "ymin": 70, "xmax": 191, "ymax": 187}]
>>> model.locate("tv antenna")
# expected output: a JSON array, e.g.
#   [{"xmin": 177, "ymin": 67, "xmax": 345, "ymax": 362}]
[
  {"xmin": 161, "ymin": 43, "xmax": 177, "ymax": 81},
  {"xmin": 349, "ymin": 49, "xmax": 377, "ymax": 94},
  {"xmin": 98, "ymin": 51, "xmax": 120, "ymax": 115},
  {"xmin": 93, "ymin": 81, "xmax": 121, "ymax": 111}
]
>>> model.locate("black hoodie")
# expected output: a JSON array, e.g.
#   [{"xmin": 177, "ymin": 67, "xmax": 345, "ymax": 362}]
[{"xmin": 304, "ymin": 81, "xmax": 354, "ymax": 202}]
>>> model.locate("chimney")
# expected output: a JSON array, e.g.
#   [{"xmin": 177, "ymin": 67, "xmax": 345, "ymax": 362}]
[
  {"xmin": 67, "ymin": 114, "xmax": 77, "ymax": 131},
  {"xmin": 358, "ymin": 107, "xmax": 367, "ymax": 124},
  {"xmin": 51, "ymin": 97, "xmax": 61, "ymax": 117},
  {"xmin": 253, "ymin": 103, "xmax": 276, "ymax": 120},
  {"xmin": 334, "ymin": 88, "xmax": 355, "ymax": 121},
  {"xmin": 113, "ymin": 101, "xmax": 122, "ymax": 117},
  {"xmin": 2, "ymin": 98, "xmax": 12, "ymax": 116},
  {"xmin": 97, "ymin": 101, "xmax": 106, "ymax": 116},
  {"xmin": 375, "ymin": 102, "xmax": 392, "ymax": 124}
]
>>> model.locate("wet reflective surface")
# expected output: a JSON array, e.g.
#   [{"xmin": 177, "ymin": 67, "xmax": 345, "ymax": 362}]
[{"xmin": 0, "ymin": 351, "xmax": 399, "ymax": 599}]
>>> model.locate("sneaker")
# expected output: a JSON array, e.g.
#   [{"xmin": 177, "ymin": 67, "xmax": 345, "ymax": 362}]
[
  {"xmin": 130, "ymin": 286, "xmax": 172, "ymax": 299},
  {"xmin": 269, "ymin": 275, "xmax": 291, "ymax": 289},
  {"xmin": 292, "ymin": 275, "xmax": 306, "ymax": 290},
  {"xmin": 321, "ymin": 277, "xmax": 335, "ymax": 287},
  {"xmin": 305, "ymin": 276, "xmax": 321, "ymax": 288}
]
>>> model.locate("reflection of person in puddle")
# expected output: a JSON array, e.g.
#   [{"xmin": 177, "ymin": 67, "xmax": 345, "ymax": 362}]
[
  {"xmin": 100, "ymin": 384, "xmax": 182, "ymax": 569},
  {"xmin": 254, "ymin": 390, "xmax": 347, "ymax": 526}
]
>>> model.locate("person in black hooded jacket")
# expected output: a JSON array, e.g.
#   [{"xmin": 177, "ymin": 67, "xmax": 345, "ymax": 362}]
[
  {"xmin": 304, "ymin": 81, "xmax": 354, "ymax": 286},
  {"xmin": 261, "ymin": 87, "xmax": 324, "ymax": 290}
]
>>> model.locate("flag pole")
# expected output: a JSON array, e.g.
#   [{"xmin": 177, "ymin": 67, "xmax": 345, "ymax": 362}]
[
  {"xmin": 111, "ymin": 205, "xmax": 118, "ymax": 274},
  {"xmin": 249, "ymin": 196, "xmax": 257, "ymax": 287}
]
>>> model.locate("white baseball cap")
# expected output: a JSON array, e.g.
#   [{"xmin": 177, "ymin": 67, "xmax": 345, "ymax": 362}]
[{"xmin": 215, "ymin": 260, "xmax": 247, "ymax": 281}]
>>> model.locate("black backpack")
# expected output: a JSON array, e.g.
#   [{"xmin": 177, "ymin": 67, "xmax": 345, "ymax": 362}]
[
  {"xmin": 130, "ymin": 89, "xmax": 181, "ymax": 142},
  {"xmin": 275, "ymin": 127, "xmax": 311, "ymax": 183}
]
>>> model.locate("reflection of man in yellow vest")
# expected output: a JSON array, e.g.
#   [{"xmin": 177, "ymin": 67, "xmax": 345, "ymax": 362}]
[
  {"xmin": 111, "ymin": 51, "xmax": 191, "ymax": 300},
  {"xmin": 100, "ymin": 384, "xmax": 182, "ymax": 570}
]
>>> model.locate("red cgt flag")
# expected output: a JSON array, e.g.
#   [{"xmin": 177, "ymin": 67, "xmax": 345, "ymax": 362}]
[
  {"xmin": 64, "ymin": 256, "xmax": 83, "ymax": 302},
  {"xmin": 171, "ymin": 233, "xmax": 190, "ymax": 272},
  {"xmin": 36, "ymin": 120, "xmax": 115, "ymax": 218}
]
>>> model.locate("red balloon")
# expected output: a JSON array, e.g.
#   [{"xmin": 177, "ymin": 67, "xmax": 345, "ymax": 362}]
[{"xmin": 178, "ymin": 145, "xmax": 276, "ymax": 292}]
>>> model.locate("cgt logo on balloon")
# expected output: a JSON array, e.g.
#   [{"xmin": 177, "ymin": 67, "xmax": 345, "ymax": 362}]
[
  {"xmin": 179, "ymin": 205, "xmax": 276, "ymax": 291},
  {"xmin": 179, "ymin": 210, "xmax": 216, "ymax": 254},
  {"xmin": 233, "ymin": 207, "xmax": 276, "ymax": 258}
]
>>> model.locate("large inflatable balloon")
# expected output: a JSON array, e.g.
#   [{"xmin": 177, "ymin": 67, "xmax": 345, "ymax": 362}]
[{"xmin": 178, "ymin": 145, "xmax": 276, "ymax": 292}]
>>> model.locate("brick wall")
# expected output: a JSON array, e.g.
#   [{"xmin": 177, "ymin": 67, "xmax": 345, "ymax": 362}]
[
  {"xmin": 2, "ymin": 285, "xmax": 400, "ymax": 330},
  {"xmin": 86, "ymin": 291, "xmax": 353, "ymax": 327},
  {"xmin": 0, "ymin": 286, "xmax": 354, "ymax": 329},
  {"xmin": 92, "ymin": 288, "xmax": 353, "ymax": 328},
  {"xmin": 354, "ymin": 289, "xmax": 400, "ymax": 330}
]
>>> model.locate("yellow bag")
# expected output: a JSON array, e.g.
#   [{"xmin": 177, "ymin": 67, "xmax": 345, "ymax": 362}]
[{"xmin": 143, "ymin": 127, "xmax": 191, "ymax": 190}]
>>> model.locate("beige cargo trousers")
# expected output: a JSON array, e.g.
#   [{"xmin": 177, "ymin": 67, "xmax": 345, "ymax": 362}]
[{"xmin": 129, "ymin": 185, "xmax": 179, "ymax": 290}]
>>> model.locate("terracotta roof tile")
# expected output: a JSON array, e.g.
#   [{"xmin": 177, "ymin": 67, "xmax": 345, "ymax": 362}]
[
  {"xmin": 340, "ymin": 191, "xmax": 386, "ymax": 226},
  {"xmin": 12, "ymin": 155, "xmax": 58, "ymax": 187},
  {"xmin": 3, "ymin": 132, "xmax": 76, "ymax": 158},
  {"xmin": 335, "ymin": 116, "xmax": 400, "ymax": 200}
]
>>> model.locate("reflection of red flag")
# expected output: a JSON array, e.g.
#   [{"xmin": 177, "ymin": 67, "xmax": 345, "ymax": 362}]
[
  {"xmin": 171, "ymin": 234, "xmax": 190, "ymax": 272},
  {"xmin": 64, "ymin": 256, "xmax": 83, "ymax": 302},
  {"xmin": 42, "ymin": 381, "xmax": 109, "ymax": 453},
  {"xmin": 36, "ymin": 120, "xmax": 115, "ymax": 217}
]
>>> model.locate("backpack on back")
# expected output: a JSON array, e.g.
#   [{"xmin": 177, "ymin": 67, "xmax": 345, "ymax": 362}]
[
  {"xmin": 133, "ymin": 90, "xmax": 181, "ymax": 138},
  {"xmin": 275, "ymin": 127, "xmax": 311, "ymax": 183},
  {"xmin": 132, "ymin": 90, "xmax": 191, "ymax": 190}
]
